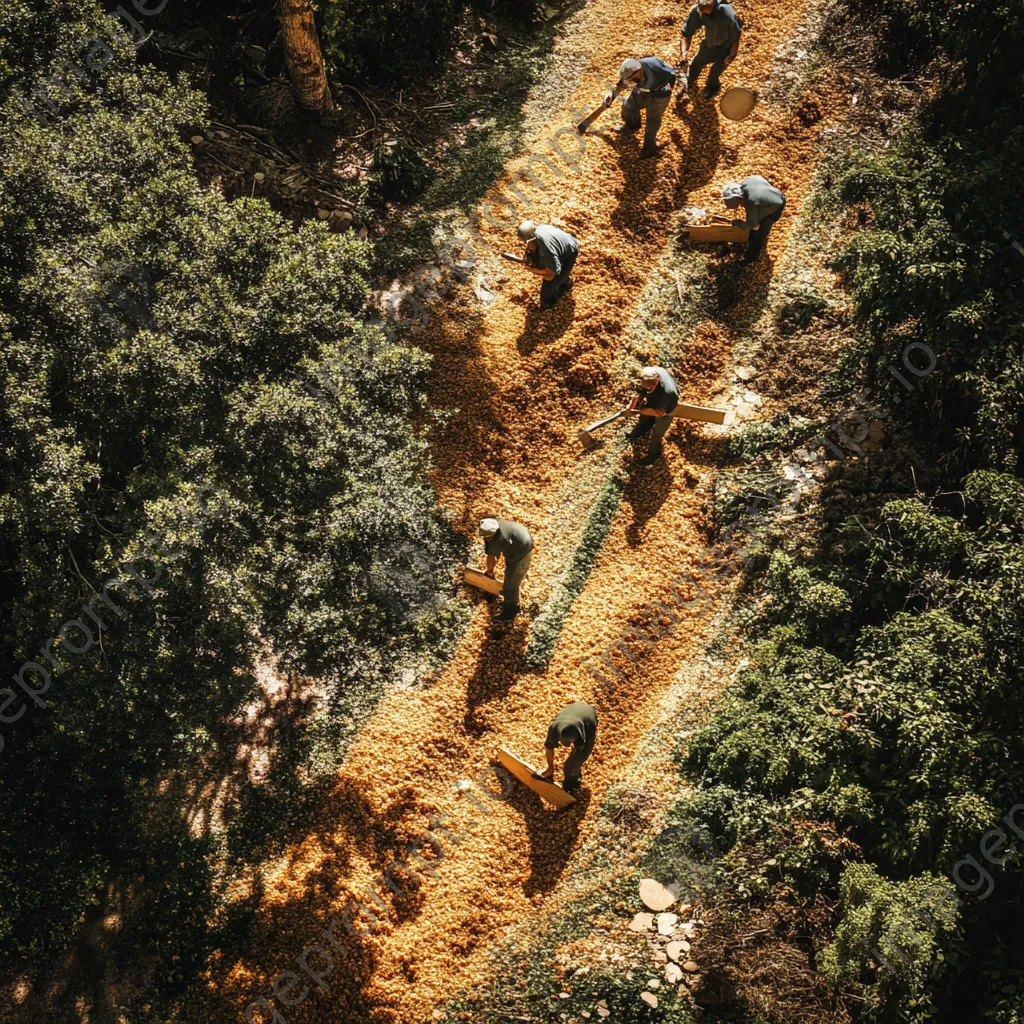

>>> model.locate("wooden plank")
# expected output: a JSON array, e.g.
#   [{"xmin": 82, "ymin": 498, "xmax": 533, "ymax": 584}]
[
  {"xmin": 681, "ymin": 224, "xmax": 749, "ymax": 243},
  {"xmin": 497, "ymin": 747, "xmax": 576, "ymax": 809},
  {"xmin": 673, "ymin": 402, "xmax": 727, "ymax": 425},
  {"xmin": 464, "ymin": 567, "xmax": 503, "ymax": 595}
]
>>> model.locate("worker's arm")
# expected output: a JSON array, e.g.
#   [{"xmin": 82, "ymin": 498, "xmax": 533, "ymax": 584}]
[
  {"xmin": 637, "ymin": 406, "xmax": 667, "ymax": 417},
  {"xmin": 527, "ymin": 264, "xmax": 556, "ymax": 280},
  {"xmin": 680, "ymin": 33, "xmax": 692, "ymax": 61},
  {"xmin": 603, "ymin": 81, "xmax": 625, "ymax": 109},
  {"xmin": 726, "ymin": 29, "xmax": 741, "ymax": 63},
  {"xmin": 542, "ymin": 745, "xmax": 555, "ymax": 779},
  {"xmin": 485, "ymin": 554, "xmax": 497, "ymax": 577}
]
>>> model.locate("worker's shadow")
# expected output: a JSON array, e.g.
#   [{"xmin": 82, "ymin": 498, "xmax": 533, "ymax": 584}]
[
  {"xmin": 463, "ymin": 612, "xmax": 530, "ymax": 736},
  {"xmin": 506, "ymin": 782, "xmax": 593, "ymax": 897},
  {"xmin": 516, "ymin": 296, "xmax": 576, "ymax": 356},
  {"xmin": 709, "ymin": 252, "xmax": 773, "ymax": 327},
  {"xmin": 623, "ymin": 455, "xmax": 673, "ymax": 547},
  {"xmin": 668, "ymin": 95, "xmax": 721, "ymax": 205}
]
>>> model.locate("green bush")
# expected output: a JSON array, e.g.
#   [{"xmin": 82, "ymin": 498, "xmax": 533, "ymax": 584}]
[
  {"xmin": 322, "ymin": 0, "xmax": 461, "ymax": 80},
  {"xmin": 0, "ymin": 0, "xmax": 464, "ymax": 973}
]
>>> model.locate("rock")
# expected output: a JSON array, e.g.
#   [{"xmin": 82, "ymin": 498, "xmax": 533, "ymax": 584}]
[
  {"xmin": 597, "ymin": 1010, "xmax": 609, "ymax": 1019},
  {"xmin": 648, "ymin": 979, "xmax": 660, "ymax": 989},
  {"xmin": 582, "ymin": 1013, "xmax": 591, "ymax": 1020},
  {"xmin": 639, "ymin": 878, "xmax": 679, "ymax": 911},
  {"xmin": 657, "ymin": 913, "xmax": 678, "ymax": 935},
  {"xmin": 654, "ymin": 952, "xmax": 668, "ymax": 962},
  {"xmin": 559, "ymin": 992, "xmax": 571, "ymax": 999},
  {"xmin": 665, "ymin": 962, "xmax": 683, "ymax": 983},
  {"xmin": 742, "ymin": 391, "xmax": 762, "ymax": 406},
  {"xmin": 629, "ymin": 912, "xmax": 655, "ymax": 932},
  {"xmin": 641, "ymin": 992, "xmax": 658, "ymax": 1008},
  {"xmin": 317, "ymin": 208, "xmax": 331, "ymax": 220},
  {"xmin": 329, "ymin": 209, "xmax": 354, "ymax": 231},
  {"xmin": 666, "ymin": 941, "xmax": 685, "ymax": 961},
  {"xmin": 683, "ymin": 961, "xmax": 699, "ymax": 972},
  {"xmin": 253, "ymin": 172, "xmax": 265, "ymax": 183},
  {"xmin": 190, "ymin": 135, "xmax": 205, "ymax": 145},
  {"xmin": 736, "ymin": 365, "xmax": 757, "ymax": 381}
]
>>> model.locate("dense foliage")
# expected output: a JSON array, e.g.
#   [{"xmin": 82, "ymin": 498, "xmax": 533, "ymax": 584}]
[
  {"xmin": 682, "ymin": 0, "xmax": 1024, "ymax": 1020},
  {"xmin": 0, "ymin": 0, "xmax": 463, "ymax": 973}
]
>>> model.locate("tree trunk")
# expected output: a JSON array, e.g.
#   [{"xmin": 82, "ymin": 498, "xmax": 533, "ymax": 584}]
[{"xmin": 277, "ymin": 0, "xmax": 334, "ymax": 113}]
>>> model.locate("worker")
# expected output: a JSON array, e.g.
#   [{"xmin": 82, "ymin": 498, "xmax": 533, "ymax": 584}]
[
  {"xmin": 480, "ymin": 517, "xmax": 534, "ymax": 621},
  {"xmin": 721, "ymin": 176, "xmax": 787, "ymax": 263},
  {"xmin": 679, "ymin": 0, "xmax": 743, "ymax": 101},
  {"xmin": 623, "ymin": 365, "xmax": 680, "ymax": 466},
  {"xmin": 603, "ymin": 56, "xmax": 678, "ymax": 160},
  {"xmin": 517, "ymin": 221, "xmax": 579, "ymax": 310},
  {"xmin": 541, "ymin": 701, "xmax": 597, "ymax": 794}
]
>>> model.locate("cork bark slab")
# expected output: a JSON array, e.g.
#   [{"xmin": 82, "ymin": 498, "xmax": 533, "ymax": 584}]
[{"xmin": 497, "ymin": 747, "xmax": 577, "ymax": 809}]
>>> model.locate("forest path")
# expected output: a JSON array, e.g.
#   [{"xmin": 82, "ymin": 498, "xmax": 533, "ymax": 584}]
[{"xmin": 209, "ymin": 1, "xmax": 837, "ymax": 1021}]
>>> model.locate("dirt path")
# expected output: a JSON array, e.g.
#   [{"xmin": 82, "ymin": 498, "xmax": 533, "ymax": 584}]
[{"xmin": 206, "ymin": 1, "xmax": 841, "ymax": 1021}]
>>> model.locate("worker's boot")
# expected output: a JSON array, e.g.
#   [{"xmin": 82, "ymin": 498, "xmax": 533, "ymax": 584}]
[
  {"xmin": 563, "ymin": 777, "xmax": 582, "ymax": 794},
  {"xmin": 613, "ymin": 122, "xmax": 641, "ymax": 134}
]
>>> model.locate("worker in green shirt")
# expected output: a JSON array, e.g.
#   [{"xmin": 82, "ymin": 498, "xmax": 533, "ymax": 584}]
[
  {"xmin": 721, "ymin": 176, "xmax": 787, "ymax": 263},
  {"xmin": 623, "ymin": 365, "xmax": 680, "ymax": 466},
  {"xmin": 541, "ymin": 702, "xmax": 598, "ymax": 793},
  {"xmin": 480, "ymin": 517, "xmax": 534, "ymax": 621},
  {"xmin": 679, "ymin": 0, "xmax": 743, "ymax": 101},
  {"xmin": 517, "ymin": 221, "xmax": 579, "ymax": 309}
]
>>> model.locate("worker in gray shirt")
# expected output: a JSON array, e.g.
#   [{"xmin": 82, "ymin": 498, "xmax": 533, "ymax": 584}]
[
  {"xmin": 604, "ymin": 56, "xmax": 678, "ymax": 159},
  {"xmin": 721, "ymin": 176, "xmax": 787, "ymax": 263},
  {"xmin": 541, "ymin": 702, "xmax": 597, "ymax": 793},
  {"xmin": 517, "ymin": 221, "xmax": 579, "ymax": 309},
  {"xmin": 623, "ymin": 365, "xmax": 680, "ymax": 465},
  {"xmin": 480, "ymin": 517, "xmax": 534, "ymax": 620},
  {"xmin": 680, "ymin": 0, "xmax": 743, "ymax": 101}
]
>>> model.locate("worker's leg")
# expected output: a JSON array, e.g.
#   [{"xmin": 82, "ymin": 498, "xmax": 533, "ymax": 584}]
[
  {"xmin": 563, "ymin": 739, "xmax": 594, "ymax": 788},
  {"xmin": 558, "ymin": 250, "xmax": 578, "ymax": 293},
  {"xmin": 703, "ymin": 45, "xmax": 730, "ymax": 94},
  {"xmin": 646, "ymin": 412, "xmax": 674, "ymax": 458},
  {"xmin": 640, "ymin": 94, "xmax": 670, "ymax": 155},
  {"xmin": 540, "ymin": 275, "xmax": 561, "ymax": 306},
  {"xmin": 626, "ymin": 415, "xmax": 655, "ymax": 441},
  {"xmin": 686, "ymin": 43, "xmax": 714, "ymax": 89},
  {"xmin": 501, "ymin": 550, "xmax": 531, "ymax": 613},
  {"xmin": 620, "ymin": 89, "xmax": 642, "ymax": 131},
  {"xmin": 744, "ymin": 207, "xmax": 783, "ymax": 262}
]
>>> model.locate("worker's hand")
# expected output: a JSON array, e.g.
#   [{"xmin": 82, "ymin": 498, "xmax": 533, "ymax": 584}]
[
  {"xmin": 603, "ymin": 90, "xmax": 615, "ymax": 109},
  {"xmin": 731, "ymin": 219, "xmax": 747, "ymax": 229},
  {"xmin": 541, "ymin": 767, "xmax": 554, "ymax": 781},
  {"xmin": 485, "ymin": 570, "xmax": 495, "ymax": 578}
]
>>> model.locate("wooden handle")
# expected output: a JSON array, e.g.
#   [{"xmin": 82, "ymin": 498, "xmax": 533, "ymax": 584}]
[
  {"xmin": 583, "ymin": 410, "xmax": 626, "ymax": 433},
  {"xmin": 576, "ymin": 102, "xmax": 607, "ymax": 135},
  {"xmin": 501, "ymin": 252, "xmax": 526, "ymax": 264}
]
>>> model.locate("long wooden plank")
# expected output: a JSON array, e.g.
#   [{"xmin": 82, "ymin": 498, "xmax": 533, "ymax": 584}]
[
  {"xmin": 673, "ymin": 402, "xmax": 727, "ymax": 425},
  {"xmin": 464, "ymin": 567, "xmax": 503, "ymax": 595},
  {"xmin": 681, "ymin": 223, "xmax": 749, "ymax": 243},
  {"xmin": 497, "ymin": 747, "xmax": 576, "ymax": 809}
]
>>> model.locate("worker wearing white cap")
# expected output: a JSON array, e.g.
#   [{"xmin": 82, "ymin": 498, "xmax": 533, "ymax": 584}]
[
  {"xmin": 721, "ymin": 176, "xmax": 786, "ymax": 263},
  {"xmin": 479, "ymin": 518, "xmax": 534, "ymax": 620},
  {"xmin": 516, "ymin": 220, "xmax": 579, "ymax": 309},
  {"xmin": 603, "ymin": 56, "xmax": 678, "ymax": 159},
  {"xmin": 622, "ymin": 365, "xmax": 680, "ymax": 465}
]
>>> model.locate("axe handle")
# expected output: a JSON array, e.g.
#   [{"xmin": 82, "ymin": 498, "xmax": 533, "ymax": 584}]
[
  {"xmin": 576, "ymin": 102, "xmax": 607, "ymax": 134},
  {"xmin": 501, "ymin": 252, "xmax": 527, "ymax": 265},
  {"xmin": 584, "ymin": 410, "xmax": 626, "ymax": 433}
]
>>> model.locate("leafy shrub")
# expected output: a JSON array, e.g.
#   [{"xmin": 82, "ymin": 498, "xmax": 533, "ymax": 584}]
[
  {"xmin": 321, "ymin": 0, "xmax": 461, "ymax": 80},
  {"xmin": 0, "ymin": 0, "xmax": 465, "ymax": 973}
]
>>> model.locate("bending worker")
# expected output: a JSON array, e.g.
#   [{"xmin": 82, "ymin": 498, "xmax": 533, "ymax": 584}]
[
  {"xmin": 623, "ymin": 365, "xmax": 680, "ymax": 466},
  {"xmin": 480, "ymin": 517, "xmax": 533, "ymax": 621},
  {"xmin": 517, "ymin": 221, "xmax": 579, "ymax": 310},
  {"xmin": 721, "ymin": 176, "xmax": 787, "ymax": 263},
  {"xmin": 604, "ymin": 56, "xmax": 677, "ymax": 159},
  {"xmin": 679, "ymin": 0, "xmax": 743, "ymax": 101},
  {"xmin": 541, "ymin": 701, "xmax": 597, "ymax": 794}
]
